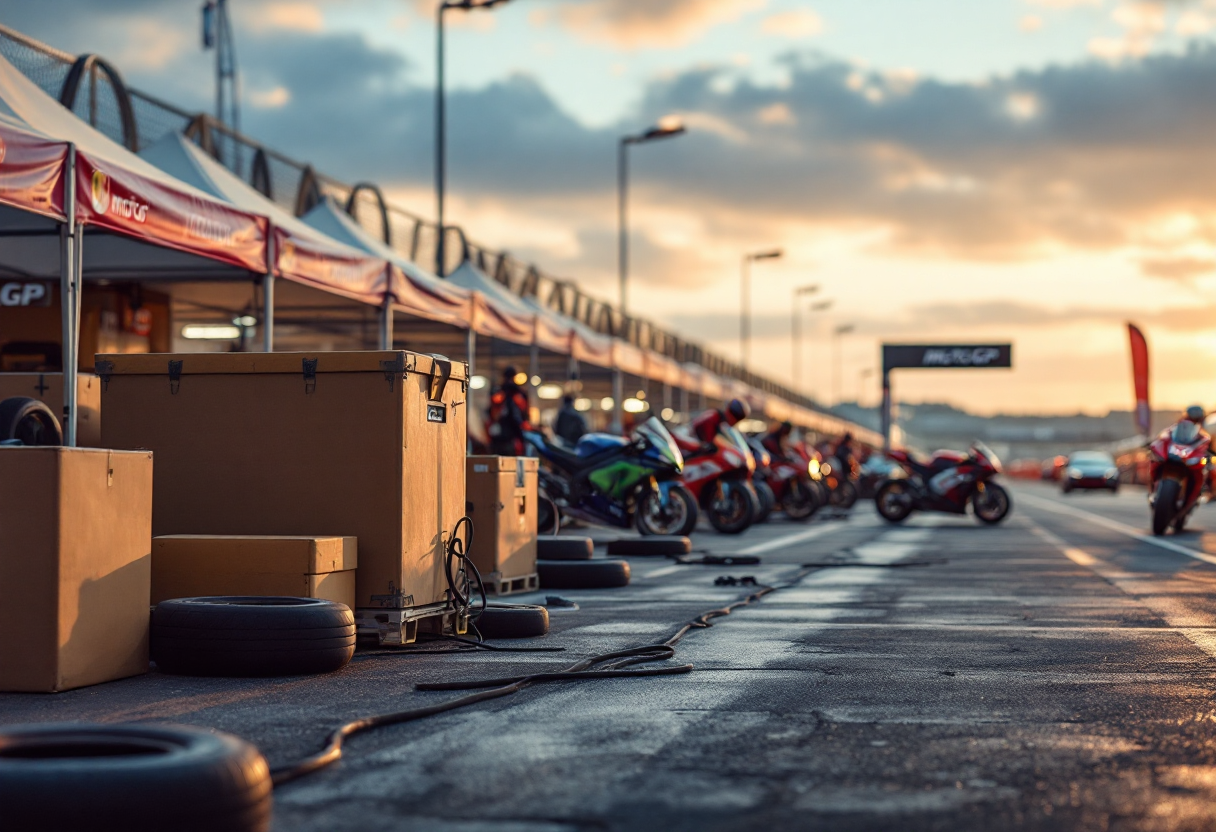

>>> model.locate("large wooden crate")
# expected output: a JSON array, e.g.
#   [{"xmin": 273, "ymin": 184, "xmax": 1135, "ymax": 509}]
[
  {"xmin": 98, "ymin": 351, "xmax": 467, "ymax": 644},
  {"xmin": 0, "ymin": 372, "xmax": 102, "ymax": 447},
  {"xmin": 466, "ymin": 456, "xmax": 538, "ymax": 595}
]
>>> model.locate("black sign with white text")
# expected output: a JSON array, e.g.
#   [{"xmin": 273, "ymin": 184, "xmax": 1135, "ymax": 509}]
[
  {"xmin": 882, "ymin": 344, "xmax": 1012, "ymax": 372},
  {"xmin": 0, "ymin": 281, "xmax": 52, "ymax": 307}
]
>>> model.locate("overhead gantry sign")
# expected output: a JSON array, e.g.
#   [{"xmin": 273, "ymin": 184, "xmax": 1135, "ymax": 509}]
[{"xmin": 880, "ymin": 344, "xmax": 1013, "ymax": 449}]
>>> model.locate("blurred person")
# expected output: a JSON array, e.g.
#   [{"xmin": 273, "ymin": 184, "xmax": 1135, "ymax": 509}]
[
  {"xmin": 761, "ymin": 420, "xmax": 795, "ymax": 459},
  {"xmin": 689, "ymin": 398, "xmax": 751, "ymax": 446},
  {"xmin": 486, "ymin": 365, "xmax": 532, "ymax": 456},
  {"xmin": 553, "ymin": 394, "xmax": 587, "ymax": 446}
]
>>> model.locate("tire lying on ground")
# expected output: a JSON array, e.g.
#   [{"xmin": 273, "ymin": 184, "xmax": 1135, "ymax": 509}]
[
  {"xmin": 0, "ymin": 723, "xmax": 272, "ymax": 832},
  {"xmin": 606, "ymin": 536, "xmax": 691, "ymax": 556},
  {"xmin": 152, "ymin": 597, "xmax": 355, "ymax": 677},
  {"xmin": 537, "ymin": 558, "xmax": 631, "ymax": 589},
  {"xmin": 537, "ymin": 536, "xmax": 594, "ymax": 561},
  {"xmin": 475, "ymin": 603, "xmax": 550, "ymax": 638}
]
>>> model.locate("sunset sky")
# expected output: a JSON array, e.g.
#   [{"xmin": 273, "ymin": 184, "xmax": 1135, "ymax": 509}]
[{"xmin": 7, "ymin": 0, "xmax": 1216, "ymax": 415}]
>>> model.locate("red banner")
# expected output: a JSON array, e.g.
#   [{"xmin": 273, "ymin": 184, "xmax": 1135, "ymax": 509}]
[
  {"xmin": 1128, "ymin": 322, "xmax": 1151, "ymax": 435},
  {"xmin": 390, "ymin": 266, "xmax": 471, "ymax": 327},
  {"xmin": 0, "ymin": 120, "xmax": 67, "ymax": 219},
  {"xmin": 274, "ymin": 228, "xmax": 389, "ymax": 305},
  {"xmin": 74, "ymin": 151, "xmax": 268, "ymax": 273}
]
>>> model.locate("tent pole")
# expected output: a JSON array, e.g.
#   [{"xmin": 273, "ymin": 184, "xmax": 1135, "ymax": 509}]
[
  {"xmin": 529, "ymin": 340, "xmax": 539, "ymax": 385},
  {"xmin": 466, "ymin": 327, "xmax": 476, "ymax": 383},
  {"xmin": 611, "ymin": 369, "xmax": 624, "ymax": 434},
  {"xmin": 262, "ymin": 273, "xmax": 275, "ymax": 352},
  {"xmin": 680, "ymin": 383, "xmax": 689, "ymax": 418},
  {"xmin": 59, "ymin": 145, "xmax": 79, "ymax": 447},
  {"xmin": 380, "ymin": 302, "xmax": 394, "ymax": 350}
]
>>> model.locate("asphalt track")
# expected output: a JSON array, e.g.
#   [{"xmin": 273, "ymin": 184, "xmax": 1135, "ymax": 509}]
[{"xmin": 7, "ymin": 480, "xmax": 1216, "ymax": 830}]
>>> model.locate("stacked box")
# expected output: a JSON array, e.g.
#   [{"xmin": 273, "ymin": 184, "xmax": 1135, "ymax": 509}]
[
  {"xmin": 152, "ymin": 535, "xmax": 358, "ymax": 609},
  {"xmin": 466, "ymin": 456, "xmax": 538, "ymax": 594},
  {"xmin": 0, "ymin": 372, "xmax": 102, "ymax": 447},
  {"xmin": 0, "ymin": 446, "xmax": 153, "ymax": 692}
]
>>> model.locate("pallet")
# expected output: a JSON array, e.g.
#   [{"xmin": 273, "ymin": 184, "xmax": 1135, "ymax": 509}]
[
  {"xmin": 484, "ymin": 571, "xmax": 540, "ymax": 596},
  {"xmin": 354, "ymin": 601, "xmax": 468, "ymax": 646}
]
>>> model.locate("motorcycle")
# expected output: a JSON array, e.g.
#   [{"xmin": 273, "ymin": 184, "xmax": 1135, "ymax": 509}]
[
  {"xmin": 820, "ymin": 452, "xmax": 859, "ymax": 509},
  {"xmin": 524, "ymin": 416, "xmax": 698, "ymax": 536},
  {"xmin": 1147, "ymin": 419, "xmax": 1211, "ymax": 535},
  {"xmin": 675, "ymin": 423, "xmax": 759, "ymax": 535},
  {"xmin": 874, "ymin": 442, "xmax": 1010, "ymax": 525},
  {"xmin": 746, "ymin": 436, "xmax": 777, "ymax": 524},
  {"xmin": 754, "ymin": 438, "xmax": 823, "ymax": 521}
]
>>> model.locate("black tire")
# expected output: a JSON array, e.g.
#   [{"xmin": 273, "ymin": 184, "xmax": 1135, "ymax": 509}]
[
  {"xmin": 537, "ymin": 536, "xmax": 594, "ymax": 561},
  {"xmin": 607, "ymin": 535, "xmax": 691, "ymax": 556},
  {"xmin": 151, "ymin": 597, "xmax": 354, "ymax": 677},
  {"xmin": 537, "ymin": 558, "xmax": 631, "ymax": 589},
  {"xmin": 635, "ymin": 485, "xmax": 698, "ymax": 537},
  {"xmin": 1152, "ymin": 479, "xmax": 1179, "ymax": 536},
  {"xmin": 753, "ymin": 479, "xmax": 776, "ymax": 524},
  {"xmin": 0, "ymin": 723, "xmax": 271, "ymax": 832},
  {"xmin": 875, "ymin": 481, "xmax": 914, "ymax": 524},
  {"xmin": 475, "ymin": 603, "xmax": 549, "ymax": 639},
  {"xmin": 537, "ymin": 492, "xmax": 560, "ymax": 536},
  {"xmin": 830, "ymin": 480, "xmax": 859, "ymax": 509},
  {"xmin": 973, "ymin": 482, "xmax": 1012, "ymax": 525},
  {"xmin": 0, "ymin": 397, "xmax": 62, "ymax": 446},
  {"xmin": 783, "ymin": 478, "xmax": 821, "ymax": 521},
  {"xmin": 707, "ymin": 482, "xmax": 754, "ymax": 535}
]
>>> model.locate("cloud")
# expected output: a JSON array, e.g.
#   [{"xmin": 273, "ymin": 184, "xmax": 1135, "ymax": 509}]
[
  {"xmin": 1021, "ymin": 14, "xmax": 1046, "ymax": 30},
  {"xmin": 532, "ymin": 0, "xmax": 767, "ymax": 49},
  {"xmin": 240, "ymin": 2, "xmax": 326, "ymax": 33},
  {"xmin": 1138, "ymin": 254, "xmax": 1216, "ymax": 280},
  {"xmin": 760, "ymin": 10, "xmax": 825, "ymax": 38}
]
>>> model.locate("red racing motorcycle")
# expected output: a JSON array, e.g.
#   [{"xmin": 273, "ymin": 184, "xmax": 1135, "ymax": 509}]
[
  {"xmin": 1148, "ymin": 416, "xmax": 1211, "ymax": 535},
  {"xmin": 874, "ymin": 442, "xmax": 1010, "ymax": 525},
  {"xmin": 675, "ymin": 423, "xmax": 758, "ymax": 534}
]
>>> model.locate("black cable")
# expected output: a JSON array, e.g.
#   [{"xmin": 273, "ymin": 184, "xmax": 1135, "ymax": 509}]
[{"xmin": 270, "ymin": 565, "xmax": 816, "ymax": 787}]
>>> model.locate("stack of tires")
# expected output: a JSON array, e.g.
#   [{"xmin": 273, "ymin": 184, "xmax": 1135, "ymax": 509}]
[{"xmin": 536, "ymin": 536, "xmax": 631, "ymax": 589}]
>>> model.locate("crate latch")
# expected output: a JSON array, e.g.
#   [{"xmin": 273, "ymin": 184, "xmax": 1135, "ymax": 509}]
[
  {"xmin": 95, "ymin": 359, "xmax": 113, "ymax": 391},
  {"xmin": 168, "ymin": 360, "xmax": 183, "ymax": 395},
  {"xmin": 380, "ymin": 353, "xmax": 405, "ymax": 392},
  {"xmin": 302, "ymin": 358, "xmax": 318, "ymax": 394}
]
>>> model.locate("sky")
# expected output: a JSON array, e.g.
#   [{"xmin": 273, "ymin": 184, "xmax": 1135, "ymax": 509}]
[{"xmin": 5, "ymin": 0, "xmax": 1216, "ymax": 415}]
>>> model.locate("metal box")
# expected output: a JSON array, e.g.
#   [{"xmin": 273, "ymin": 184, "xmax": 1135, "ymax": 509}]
[
  {"xmin": 97, "ymin": 351, "xmax": 467, "ymax": 644},
  {"xmin": 465, "ymin": 456, "xmax": 538, "ymax": 595}
]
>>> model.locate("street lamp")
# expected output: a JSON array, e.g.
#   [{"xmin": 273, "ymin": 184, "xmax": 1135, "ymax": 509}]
[
  {"xmin": 790, "ymin": 284, "xmax": 818, "ymax": 394},
  {"xmin": 618, "ymin": 116, "xmax": 686, "ymax": 317},
  {"xmin": 741, "ymin": 249, "xmax": 783, "ymax": 370},
  {"xmin": 832, "ymin": 323, "xmax": 855, "ymax": 407},
  {"xmin": 435, "ymin": 0, "xmax": 511, "ymax": 277},
  {"xmin": 857, "ymin": 367, "xmax": 875, "ymax": 407}
]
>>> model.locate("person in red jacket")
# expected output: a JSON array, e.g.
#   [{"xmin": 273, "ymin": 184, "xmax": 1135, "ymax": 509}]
[
  {"xmin": 761, "ymin": 420, "xmax": 794, "ymax": 459},
  {"xmin": 690, "ymin": 398, "xmax": 750, "ymax": 446},
  {"xmin": 486, "ymin": 366, "xmax": 532, "ymax": 455}
]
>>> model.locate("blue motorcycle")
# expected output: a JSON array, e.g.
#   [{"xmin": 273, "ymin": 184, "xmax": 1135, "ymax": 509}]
[{"xmin": 524, "ymin": 417, "xmax": 698, "ymax": 536}]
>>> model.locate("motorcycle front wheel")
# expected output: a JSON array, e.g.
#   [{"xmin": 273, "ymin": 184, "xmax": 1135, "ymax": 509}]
[
  {"xmin": 636, "ymin": 485, "xmax": 698, "ymax": 537},
  {"xmin": 1152, "ymin": 478, "xmax": 1180, "ymax": 536},
  {"xmin": 831, "ymin": 480, "xmax": 859, "ymax": 510},
  {"xmin": 784, "ymin": 478, "xmax": 821, "ymax": 521},
  {"xmin": 708, "ymin": 482, "xmax": 754, "ymax": 535},
  {"xmin": 875, "ymin": 481, "xmax": 914, "ymax": 524},
  {"xmin": 973, "ymin": 482, "xmax": 1011, "ymax": 525},
  {"xmin": 752, "ymin": 479, "xmax": 776, "ymax": 524}
]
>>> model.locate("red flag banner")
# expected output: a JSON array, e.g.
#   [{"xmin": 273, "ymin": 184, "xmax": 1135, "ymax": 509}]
[{"xmin": 1127, "ymin": 323, "xmax": 1150, "ymax": 435}]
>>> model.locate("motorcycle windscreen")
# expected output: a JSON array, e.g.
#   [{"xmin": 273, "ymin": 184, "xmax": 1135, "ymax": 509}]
[
  {"xmin": 972, "ymin": 441, "xmax": 1002, "ymax": 473},
  {"xmin": 722, "ymin": 425, "xmax": 756, "ymax": 473},
  {"xmin": 635, "ymin": 417, "xmax": 683, "ymax": 470},
  {"xmin": 1172, "ymin": 421, "xmax": 1201, "ymax": 445}
]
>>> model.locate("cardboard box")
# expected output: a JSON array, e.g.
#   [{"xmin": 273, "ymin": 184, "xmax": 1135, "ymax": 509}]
[
  {"xmin": 0, "ymin": 372, "xmax": 102, "ymax": 447},
  {"xmin": 98, "ymin": 351, "xmax": 467, "ymax": 644},
  {"xmin": 466, "ymin": 456, "xmax": 538, "ymax": 593},
  {"xmin": 0, "ymin": 446, "xmax": 153, "ymax": 692},
  {"xmin": 152, "ymin": 535, "xmax": 358, "ymax": 609}
]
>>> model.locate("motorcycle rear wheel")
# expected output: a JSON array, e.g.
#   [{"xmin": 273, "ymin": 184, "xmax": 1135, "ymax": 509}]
[
  {"xmin": 752, "ymin": 480, "xmax": 776, "ymax": 524},
  {"xmin": 973, "ymin": 482, "xmax": 1011, "ymax": 525},
  {"xmin": 831, "ymin": 480, "xmax": 859, "ymax": 510},
  {"xmin": 875, "ymin": 481, "xmax": 914, "ymax": 524},
  {"xmin": 708, "ymin": 483, "xmax": 753, "ymax": 535},
  {"xmin": 636, "ymin": 486, "xmax": 698, "ymax": 537},
  {"xmin": 1152, "ymin": 478, "xmax": 1180, "ymax": 536}
]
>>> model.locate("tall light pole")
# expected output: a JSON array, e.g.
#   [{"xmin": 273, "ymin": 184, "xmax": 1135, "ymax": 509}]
[
  {"xmin": 202, "ymin": 0, "xmax": 239, "ymax": 170},
  {"xmin": 790, "ymin": 284, "xmax": 818, "ymax": 394},
  {"xmin": 436, "ymin": 0, "xmax": 511, "ymax": 277},
  {"xmin": 806, "ymin": 299, "xmax": 833, "ymax": 396},
  {"xmin": 741, "ymin": 249, "xmax": 783, "ymax": 369},
  {"xmin": 618, "ymin": 116, "xmax": 686, "ymax": 317},
  {"xmin": 832, "ymin": 323, "xmax": 855, "ymax": 407},
  {"xmin": 857, "ymin": 367, "xmax": 875, "ymax": 407}
]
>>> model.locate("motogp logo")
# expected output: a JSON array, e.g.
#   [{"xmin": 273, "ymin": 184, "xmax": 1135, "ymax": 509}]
[
  {"xmin": 90, "ymin": 169, "xmax": 111, "ymax": 214},
  {"xmin": 922, "ymin": 347, "xmax": 1002, "ymax": 367}
]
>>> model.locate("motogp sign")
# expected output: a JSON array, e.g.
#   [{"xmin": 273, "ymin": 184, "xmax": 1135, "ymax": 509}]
[
  {"xmin": 882, "ymin": 344, "xmax": 1012, "ymax": 372},
  {"xmin": 0, "ymin": 281, "xmax": 52, "ymax": 307}
]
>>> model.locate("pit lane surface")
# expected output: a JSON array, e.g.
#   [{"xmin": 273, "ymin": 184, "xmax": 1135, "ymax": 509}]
[{"xmin": 7, "ymin": 482, "xmax": 1216, "ymax": 830}]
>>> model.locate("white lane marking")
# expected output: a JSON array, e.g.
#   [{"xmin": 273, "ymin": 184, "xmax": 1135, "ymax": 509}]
[
  {"xmin": 1028, "ymin": 520, "xmax": 1216, "ymax": 659},
  {"xmin": 736, "ymin": 521, "xmax": 843, "ymax": 555},
  {"xmin": 644, "ymin": 565, "xmax": 683, "ymax": 579},
  {"xmin": 1018, "ymin": 491, "xmax": 1216, "ymax": 566}
]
